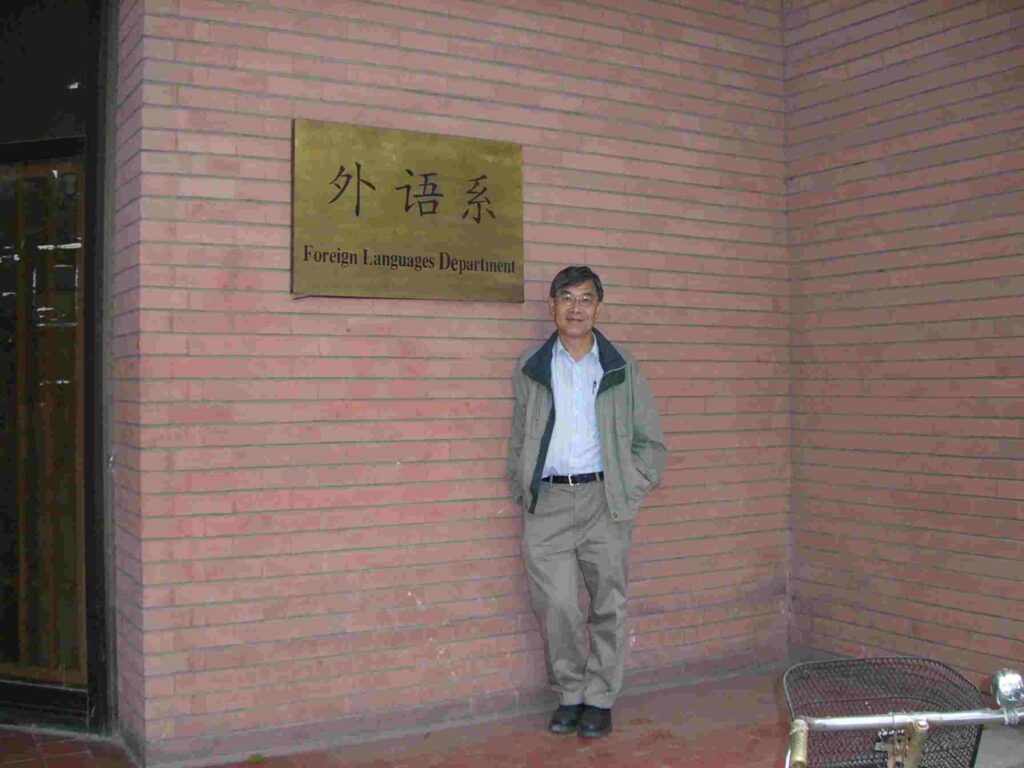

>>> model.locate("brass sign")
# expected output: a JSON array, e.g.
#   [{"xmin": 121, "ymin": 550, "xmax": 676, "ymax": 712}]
[{"xmin": 292, "ymin": 119, "xmax": 523, "ymax": 302}]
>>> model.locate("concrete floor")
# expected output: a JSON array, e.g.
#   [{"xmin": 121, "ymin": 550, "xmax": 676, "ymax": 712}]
[
  {"xmin": 975, "ymin": 725, "xmax": 1024, "ymax": 768},
  {"xmin": 2, "ymin": 668, "xmax": 1021, "ymax": 767}
]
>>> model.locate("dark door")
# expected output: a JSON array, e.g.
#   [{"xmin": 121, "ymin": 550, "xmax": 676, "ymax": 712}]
[{"xmin": 0, "ymin": 159, "xmax": 87, "ymax": 692}]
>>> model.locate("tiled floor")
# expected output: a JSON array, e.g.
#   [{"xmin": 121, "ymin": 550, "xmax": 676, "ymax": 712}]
[
  {"xmin": 5, "ymin": 669, "xmax": 1020, "ymax": 768},
  {"xmin": 285, "ymin": 670, "xmax": 792, "ymax": 768},
  {"xmin": 1, "ymin": 670, "xmax": 790, "ymax": 768},
  {"xmin": 0, "ymin": 728, "xmax": 131, "ymax": 768}
]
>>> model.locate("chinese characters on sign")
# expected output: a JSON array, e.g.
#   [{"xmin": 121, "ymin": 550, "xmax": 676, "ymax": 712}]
[
  {"xmin": 331, "ymin": 165, "xmax": 496, "ymax": 223},
  {"xmin": 292, "ymin": 120, "xmax": 523, "ymax": 301},
  {"xmin": 328, "ymin": 162, "xmax": 375, "ymax": 216},
  {"xmin": 462, "ymin": 175, "xmax": 495, "ymax": 223},
  {"xmin": 395, "ymin": 170, "xmax": 442, "ymax": 216}
]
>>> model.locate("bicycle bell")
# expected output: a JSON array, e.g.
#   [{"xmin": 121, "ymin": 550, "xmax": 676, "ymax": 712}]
[{"xmin": 990, "ymin": 668, "xmax": 1024, "ymax": 709}]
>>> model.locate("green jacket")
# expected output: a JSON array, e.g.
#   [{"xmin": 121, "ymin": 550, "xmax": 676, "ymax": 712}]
[{"xmin": 507, "ymin": 329, "xmax": 667, "ymax": 521}]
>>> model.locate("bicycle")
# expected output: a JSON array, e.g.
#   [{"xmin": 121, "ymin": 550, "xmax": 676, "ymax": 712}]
[{"xmin": 783, "ymin": 657, "xmax": 1023, "ymax": 768}]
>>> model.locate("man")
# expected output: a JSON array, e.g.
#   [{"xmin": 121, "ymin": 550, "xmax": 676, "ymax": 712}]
[{"xmin": 507, "ymin": 265, "xmax": 667, "ymax": 738}]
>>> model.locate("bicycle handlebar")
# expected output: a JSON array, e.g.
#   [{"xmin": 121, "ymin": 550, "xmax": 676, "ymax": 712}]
[
  {"xmin": 787, "ymin": 706, "xmax": 1020, "ymax": 768},
  {"xmin": 796, "ymin": 706, "xmax": 1019, "ymax": 731}
]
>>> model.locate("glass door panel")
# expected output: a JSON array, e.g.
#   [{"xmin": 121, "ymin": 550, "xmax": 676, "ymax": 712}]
[{"xmin": 0, "ymin": 159, "xmax": 86, "ymax": 687}]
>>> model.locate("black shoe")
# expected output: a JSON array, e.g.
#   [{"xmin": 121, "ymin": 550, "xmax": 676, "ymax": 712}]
[
  {"xmin": 578, "ymin": 705, "xmax": 612, "ymax": 738},
  {"xmin": 548, "ymin": 703, "xmax": 584, "ymax": 734}
]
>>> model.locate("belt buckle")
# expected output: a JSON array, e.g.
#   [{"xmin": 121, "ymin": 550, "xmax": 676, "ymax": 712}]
[{"xmin": 566, "ymin": 474, "xmax": 576, "ymax": 487}]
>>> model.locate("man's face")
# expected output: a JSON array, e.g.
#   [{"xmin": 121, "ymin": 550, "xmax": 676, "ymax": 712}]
[{"xmin": 548, "ymin": 279, "xmax": 601, "ymax": 342}]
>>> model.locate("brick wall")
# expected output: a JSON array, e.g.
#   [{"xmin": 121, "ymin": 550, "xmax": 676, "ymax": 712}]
[
  {"xmin": 113, "ymin": 0, "xmax": 148, "ymax": 756},
  {"xmin": 787, "ymin": 0, "xmax": 1024, "ymax": 685},
  {"xmin": 113, "ymin": 0, "xmax": 789, "ymax": 762}
]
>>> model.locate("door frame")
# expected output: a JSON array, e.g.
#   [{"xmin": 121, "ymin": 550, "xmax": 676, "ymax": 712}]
[{"xmin": 0, "ymin": 0, "xmax": 112, "ymax": 733}]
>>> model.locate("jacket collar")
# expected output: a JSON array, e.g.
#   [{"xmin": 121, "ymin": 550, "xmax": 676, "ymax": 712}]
[{"xmin": 522, "ymin": 328, "xmax": 626, "ymax": 388}]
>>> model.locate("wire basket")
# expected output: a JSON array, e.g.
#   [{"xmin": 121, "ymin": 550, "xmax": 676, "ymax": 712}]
[{"xmin": 784, "ymin": 657, "xmax": 985, "ymax": 768}]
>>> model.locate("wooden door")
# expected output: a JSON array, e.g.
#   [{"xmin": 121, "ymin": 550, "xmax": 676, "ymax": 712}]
[{"xmin": 0, "ymin": 159, "xmax": 87, "ymax": 687}]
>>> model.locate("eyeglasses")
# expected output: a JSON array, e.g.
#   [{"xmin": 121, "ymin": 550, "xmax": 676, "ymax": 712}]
[{"xmin": 555, "ymin": 291, "xmax": 598, "ymax": 308}]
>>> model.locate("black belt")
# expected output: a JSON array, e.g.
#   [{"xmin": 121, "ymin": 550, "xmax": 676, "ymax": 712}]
[{"xmin": 542, "ymin": 472, "xmax": 604, "ymax": 486}]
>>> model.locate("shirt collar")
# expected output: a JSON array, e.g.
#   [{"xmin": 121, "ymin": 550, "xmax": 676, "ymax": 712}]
[{"xmin": 553, "ymin": 334, "xmax": 598, "ymax": 363}]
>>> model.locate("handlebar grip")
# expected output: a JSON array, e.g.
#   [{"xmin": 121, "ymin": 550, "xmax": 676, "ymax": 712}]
[{"xmin": 790, "ymin": 719, "xmax": 809, "ymax": 768}]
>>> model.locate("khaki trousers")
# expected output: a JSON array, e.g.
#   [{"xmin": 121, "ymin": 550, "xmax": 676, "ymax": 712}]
[{"xmin": 521, "ymin": 479, "xmax": 633, "ymax": 709}]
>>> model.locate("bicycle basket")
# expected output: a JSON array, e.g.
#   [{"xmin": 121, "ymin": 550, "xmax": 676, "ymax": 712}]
[{"xmin": 784, "ymin": 657, "xmax": 985, "ymax": 768}]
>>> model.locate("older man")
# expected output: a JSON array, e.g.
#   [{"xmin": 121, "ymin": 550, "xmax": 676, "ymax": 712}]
[{"xmin": 508, "ymin": 265, "xmax": 667, "ymax": 738}]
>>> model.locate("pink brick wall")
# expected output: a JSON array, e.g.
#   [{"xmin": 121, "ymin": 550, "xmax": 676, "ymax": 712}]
[
  {"xmin": 113, "ymin": 0, "xmax": 148, "ymax": 757},
  {"xmin": 113, "ymin": 0, "xmax": 788, "ymax": 762},
  {"xmin": 787, "ymin": 0, "xmax": 1024, "ymax": 686}
]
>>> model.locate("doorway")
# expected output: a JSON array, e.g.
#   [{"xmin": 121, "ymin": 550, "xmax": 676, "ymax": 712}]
[{"xmin": 0, "ymin": 158, "xmax": 89, "ymax": 720}]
